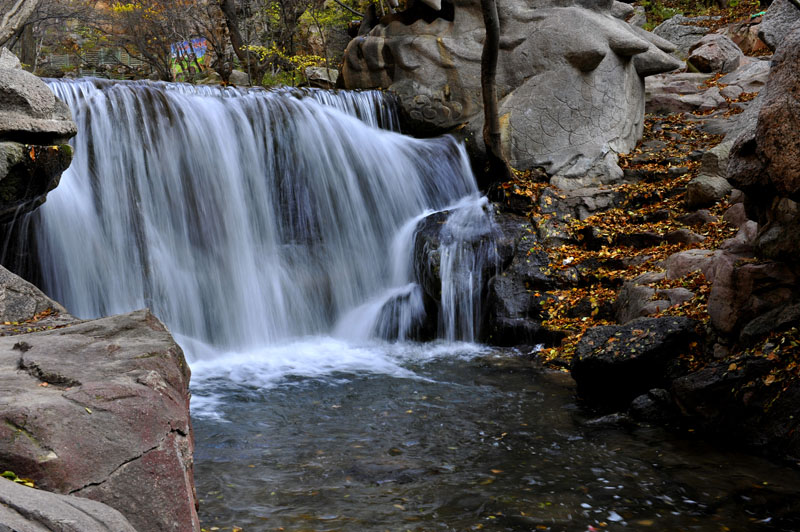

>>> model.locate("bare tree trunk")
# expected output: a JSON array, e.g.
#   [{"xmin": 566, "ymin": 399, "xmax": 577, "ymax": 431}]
[
  {"xmin": 479, "ymin": 0, "xmax": 513, "ymax": 188},
  {"xmin": 0, "ymin": 0, "xmax": 40, "ymax": 47}
]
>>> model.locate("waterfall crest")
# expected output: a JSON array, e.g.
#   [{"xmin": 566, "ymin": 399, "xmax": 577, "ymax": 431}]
[{"xmin": 24, "ymin": 79, "xmax": 493, "ymax": 355}]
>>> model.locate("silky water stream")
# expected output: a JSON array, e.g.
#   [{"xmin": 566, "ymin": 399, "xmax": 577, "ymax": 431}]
[{"xmin": 14, "ymin": 79, "xmax": 800, "ymax": 531}]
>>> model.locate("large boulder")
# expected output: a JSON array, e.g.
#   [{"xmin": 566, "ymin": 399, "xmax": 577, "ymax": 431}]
[
  {"xmin": 673, "ymin": 357, "xmax": 800, "ymax": 460},
  {"xmin": 571, "ymin": 316, "xmax": 699, "ymax": 411},
  {"xmin": 687, "ymin": 33, "xmax": 744, "ymax": 74},
  {"xmin": 0, "ymin": 477, "xmax": 137, "ymax": 531},
  {"xmin": 0, "ymin": 50, "xmax": 76, "ymax": 145},
  {"xmin": 0, "ymin": 308, "xmax": 200, "ymax": 532},
  {"xmin": 727, "ymin": 25, "xmax": 800, "ymax": 262},
  {"xmin": 653, "ymin": 14, "xmax": 711, "ymax": 58},
  {"xmin": 707, "ymin": 252, "xmax": 796, "ymax": 335},
  {"xmin": 343, "ymin": 0, "xmax": 680, "ymax": 188},
  {"xmin": 759, "ymin": 0, "xmax": 800, "ymax": 51},
  {"xmin": 0, "ymin": 48, "xmax": 76, "ymax": 223}
]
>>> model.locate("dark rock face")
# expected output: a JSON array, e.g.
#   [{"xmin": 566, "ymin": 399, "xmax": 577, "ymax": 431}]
[
  {"xmin": 0, "ymin": 477, "xmax": 137, "ymax": 531},
  {"xmin": 571, "ymin": 317, "xmax": 699, "ymax": 411},
  {"xmin": 673, "ymin": 357, "xmax": 800, "ymax": 460},
  {"xmin": 727, "ymin": 26, "xmax": 800, "ymax": 263},
  {"xmin": 0, "ymin": 308, "xmax": 200, "ymax": 532},
  {"xmin": 0, "ymin": 48, "xmax": 76, "ymax": 223}
]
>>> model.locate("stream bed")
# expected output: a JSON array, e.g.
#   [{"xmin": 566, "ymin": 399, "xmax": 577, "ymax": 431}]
[{"xmin": 191, "ymin": 343, "xmax": 800, "ymax": 532}]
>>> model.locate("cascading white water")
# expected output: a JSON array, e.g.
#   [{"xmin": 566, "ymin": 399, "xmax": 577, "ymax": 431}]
[{"xmin": 19, "ymin": 79, "xmax": 497, "ymax": 390}]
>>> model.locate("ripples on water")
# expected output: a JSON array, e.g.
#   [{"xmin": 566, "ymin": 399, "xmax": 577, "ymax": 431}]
[{"xmin": 192, "ymin": 344, "xmax": 800, "ymax": 532}]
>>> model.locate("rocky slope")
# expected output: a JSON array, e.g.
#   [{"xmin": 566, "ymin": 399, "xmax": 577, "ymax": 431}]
[{"xmin": 466, "ymin": 0, "xmax": 800, "ymax": 461}]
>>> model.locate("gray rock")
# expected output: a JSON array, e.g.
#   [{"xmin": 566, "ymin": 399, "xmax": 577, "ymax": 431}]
[
  {"xmin": 759, "ymin": 0, "xmax": 800, "ymax": 51},
  {"xmin": 628, "ymin": 5, "xmax": 647, "ymax": 28},
  {"xmin": 615, "ymin": 281, "xmax": 671, "ymax": 324},
  {"xmin": 304, "ymin": 66, "xmax": 338, "ymax": 89},
  {"xmin": 686, "ymin": 173, "xmax": 732, "ymax": 208},
  {"xmin": 708, "ymin": 252, "xmax": 795, "ymax": 335},
  {"xmin": 664, "ymin": 249, "xmax": 714, "ymax": 280},
  {"xmin": 700, "ymin": 139, "xmax": 734, "ymax": 177},
  {"xmin": 228, "ymin": 69, "xmax": 250, "ymax": 86},
  {"xmin": 0, "ymin": 478, "xmax": 137, "ymax": 532},
  {"xmin": 740, "ymin": 303, "xmax": 800, "ymax": 345},
  {"xmin": 0, "ymin": 265, "xmax": 69, "ymax": 322},
  {"xmin": 672, "ymin": 357, "xmax": 800, "ymax": 460},
  {"xmin": 653, "ymin": 15, "xmax": 712, "ymax": 58},
  {"xmin": 646, "ymin": 72, "xmax": 728, "ymax": 113},
  {"xmin": 722, "ymin": 202, "xmax": 748, "ymax": 228},
  {"xmin": 629, "ymin": 388, "xmax": 676, "ymax": 421},
  {"xmin": 718, "ymin": 58, "xmax": 771, "ymax": 93},
  {"xmin": 0, "ymin": 67, "xmax": 76, "ymax": 145},
  {"xmin": 0, "ymin": 48, "xmax": 21, "ymax": 70},
  {"xmin": 571, "ymin": 316, "xmax": 699, "ymax": 410},
  {"xmin": 0, "ymin": 49, "xmax": 76, "ymax": 222},
  {"xmin": 687, "ymin": 33, "xmax": 744, "ymax": 73},
  {"xmin": 0, "ymin": 309, "xmax": 200, "ymax": 531},
  {"xmin": 343, "ymin": 0, "xmax": 680, "ymax": 185}
]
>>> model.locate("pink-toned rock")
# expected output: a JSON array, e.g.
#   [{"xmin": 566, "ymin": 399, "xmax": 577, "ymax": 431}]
[
  {"xmin": 756, "ymin": 26, "xmax": 800, "ymax": 199},
  {"xmin": 688, "ymin": 34, "xmax": 745, "ymax": 73},
  {"xmin": 722, "ymin": 202, "xmax": 749, "ymax": 228},
  {"xmin": 708, "ymin": 254, "xmax": 796, "ymax": 334},
  {"xmin": 664, "ymin": 249, "xmax": 715, "ymax": 280},
  {"xmin": 0, "ymin": 309, "xmax": 199, "ymax": 532}
]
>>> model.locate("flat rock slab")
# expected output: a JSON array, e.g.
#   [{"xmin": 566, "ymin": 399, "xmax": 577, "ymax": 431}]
[
  {"xmin": 0, "ymin": 477, "xmax": 136, "ymax": 531},
  {"xmin": 0, "ymin": 309, "xmax": 199, "ymax": 532}
]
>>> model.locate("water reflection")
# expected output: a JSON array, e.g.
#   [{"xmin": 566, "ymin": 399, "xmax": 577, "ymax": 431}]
[{"xmin": 193, "ymin": 350, "xmax": 800, "ymax": 531}]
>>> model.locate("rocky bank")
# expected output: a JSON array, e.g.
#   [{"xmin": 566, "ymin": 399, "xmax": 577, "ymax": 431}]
[{"xmin": 0, "ymin": 48, "xmax": 200, "ymax": 531}]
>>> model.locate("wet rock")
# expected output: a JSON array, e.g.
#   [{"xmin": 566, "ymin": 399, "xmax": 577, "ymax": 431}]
[
  {"xmin": 653, "ymin": 15, "xmax": 712, "ymax": 58},
  {"xmin": 686, "ymin": 174, "xmax": 732, "ymax": 208},
  {"xmin": 0, "ymin": 142, "xmax": 74, "ymax": 223},
  {"xmin": 664, "ymin": 249, "xmax": 715, "ymax": 280},
  {"xmin": 740, "ymin": 302, "xmax": 800, "ymax": 345},
  {"xmin": 672, "ymin": 357, "xmax": 800, "ymax": 460},
  {"xmin": 0, "ymin": 478, "xmax": 137, "ymax": 532},
  {"xmin": 759, "ymin": 0, "xmax": 800, "ymax": 51},
  {"xmin": 571, "ymin": 316, "xmax": 699, "ymax": 410},
  {"xmin": 687, "ymin": 34, "xmax": 744, "ymax": 74},
  {"xmin": 0, "ymin": 309, "xmax": 199, "ymax": 532},
  {"xmin": 629, "ymin": 388, "xmax": 677, "ymax": 422},
  {"xmin": 483, "ymin": 316, "xmax": 565, "ymax": 347}
]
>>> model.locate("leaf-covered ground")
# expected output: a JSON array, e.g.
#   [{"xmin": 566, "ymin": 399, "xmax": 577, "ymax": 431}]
[{"xmin": 498, "ymin": 97, "xmax": 800, "ymax": 387}]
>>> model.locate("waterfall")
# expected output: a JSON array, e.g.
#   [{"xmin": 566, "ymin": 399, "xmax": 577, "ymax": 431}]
[{"xmin": 18, "ymin": 78, "xmax": 497, "ymax": 356}]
